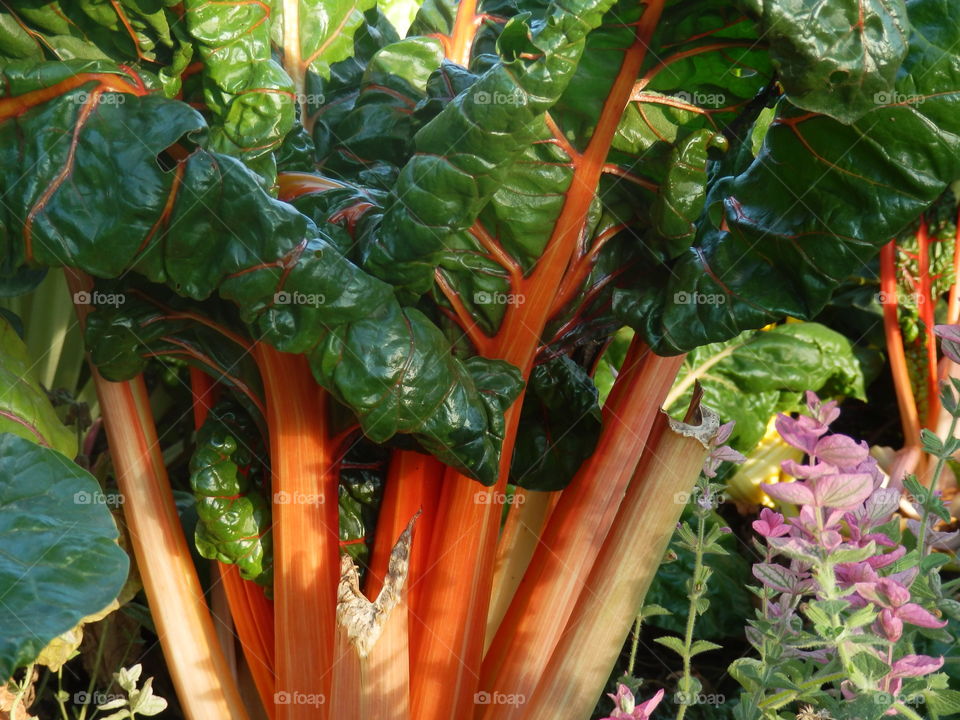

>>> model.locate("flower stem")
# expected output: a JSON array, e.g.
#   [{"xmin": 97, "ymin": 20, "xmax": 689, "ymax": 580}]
[
  {"xmin": 675, "ymin": 501, "xmax": 708, "ymax": 720},
  {"xmin": 917, "ymin": 410, "xmax": 958, "ymax": 557}
]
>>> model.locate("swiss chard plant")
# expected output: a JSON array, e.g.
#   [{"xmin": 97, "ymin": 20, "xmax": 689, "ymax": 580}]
[{"xmin": 2, "ymin": 0, "xmax": 960, "ymax": 719}]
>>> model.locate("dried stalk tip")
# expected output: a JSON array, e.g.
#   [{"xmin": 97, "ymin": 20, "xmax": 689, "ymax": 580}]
[
  {"xmin": 336, "ymin": 511, "xmax": 419, "ymax": 658},
  {"xmin": 667, "ymin": 405, "xmax": 720, "ymax": 448}
]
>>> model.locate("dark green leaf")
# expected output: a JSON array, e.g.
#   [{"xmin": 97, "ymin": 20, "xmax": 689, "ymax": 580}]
[
  {"xmin": 510, "ymin": 356, "xmax": 601, "ymax": 491},
  {"xmin": 0, "ymin": 433, "xmax": 129, "ymax": 680},
  {"xmin": 741, "ymin": 0, "xmax": 909, "ymax": 123}
]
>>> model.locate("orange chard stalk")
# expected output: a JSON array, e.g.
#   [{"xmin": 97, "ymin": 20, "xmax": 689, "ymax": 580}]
[
  {"xmin": 880, "ymin": 241, "xmax": 921, "ymax": 448},
  {"xmin": 68, "ymin": 270, "xmax": 250, "ymax": 720},
  {"xmin": 365, "ymin": 450, "xmax": 444, "ymax": 604},
  {"xmin": 188, "ymin": 368, "xmax": 277, "ymax": 720},
  {"xmin": 366, "ymin": 449, "xmax": 444, "ymax": 685},
  {"xmin": 253, "ymin": 345, "xmax": 339, "ymax": 720},
  {"xmin": 523, "ymin": 407, "xmax": 717, "ymax": 720},
  {"xmin": 218, "ymin": 564, "xmax": 278, "ymax": 720},
  {"xmin": 478, "ymin": 342, "xmax": 684, "ymax": 719},
  {"xmin": 411, "ymin": 2, "xmax": 666, "ymax": 715},
  {"xmin": 915, "ymin": 218, "xmax": 942, "ymax": 428}
]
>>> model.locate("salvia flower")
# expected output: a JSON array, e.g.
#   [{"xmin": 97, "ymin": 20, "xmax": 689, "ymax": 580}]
[
  {"xmin": 601, "ymin": 685, "xmax": 664, "ymax": 720},
  {"xmin": 855, "ymin": 577, "xmax": 947, "ymax": 642},
  {"xmin": 752, "ymin": 508, "xmax": 789, "ymax": 538},
  {"xmin": 745, "ymin": 392, "xmax": 948, "ymax": 706},
  {"xmin": 702, "ymin": 421, "xmax": 746, "ymax": 478},
  {"xmin": 935, "ymin": 324, "xmax": 960, "ymax": 364}
]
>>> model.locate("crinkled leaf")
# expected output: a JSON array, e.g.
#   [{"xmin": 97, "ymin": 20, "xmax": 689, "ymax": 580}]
[
  {"xmin": 284, "ymin": 0, "xmax": 380, "ymax": 83},
  {"xmin": 338, "ymin": 440, "xmax": 386, "ymax": 569},
  {"xmin": 0, "ymin": 64, "xmax": 516, "ymax": 483},
  {"xmin": 190, "ymin": 401, "xmax": 273, "ymax": 588},
  {"xmin": 741, "ymin": 0, "xmax": 909, "ymax": 124},
  {"xmin": 0, "ymin": 433, "xmax": 129, "ymax": 680},
  {"xmin": 362, "ymin": 0, "xmax": 621, "ymax": 294},
  {"xmin": 619, "ymin": 0, "xmax": 960, "ymax": 353},
  {"xmin": 182, "ymin": 0, "xmax": 295, "ymax": 176},
  {"xmin": 653, "ymin": 130, "xmax": 729, "ymax": 257}
]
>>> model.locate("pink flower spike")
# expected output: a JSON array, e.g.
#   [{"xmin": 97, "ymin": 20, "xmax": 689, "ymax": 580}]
[
  {"xmin": 813, "ymin": 435, "xmax": 869, "ymax": 470},
  {"xmin": 633, "ymin": 688, "xmax": 665, "ymax": 719},
  {"xmin": 715, "ymin": 421, "xmax": 735, "ymax": 445},
  {"xmin": 776, "ymin": 414, "xmax": 825, "ymax": 454},
  {"xmin": 602, "ymin": 686, "xmax": 664, "ymax": 720},
  {"xmin": 752, "ymin": 508, "xmax": 790, "ymax": 538},
  {"xmin": 879, "ymin": 608, "xmax": 903, "ymax": 642},
  {"xmin": 935, "ymin": 324, "xmax": 960, "ymax": 365},
  {"xmin": 762, "ymin": 481, "xmax": 815, "ymax": 506},
  {"xmin": 891, "ymin": 655, "xmax": 944, "ymax": 678},
  {"xmin": 780, "ymin": 460, "xmax": 835, "ymax": 479},
  {"xmin": 812, "ymin": 472, "xmax": 874, "ymax": 510},
  {"xmin": 607, "ymin": 684, "xmax": 635, "ymax": 715},
  {"xmin": 896, "ymin": 603, "xmax": 948, "ymax": 629}
]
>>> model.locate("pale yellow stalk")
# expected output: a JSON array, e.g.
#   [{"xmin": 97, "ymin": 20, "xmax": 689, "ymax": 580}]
[
  {"xmin": 484, "ymin": 489, "xmax": 554, "ymax": 654},
  {"xmin": 521, "ymin": 408, "xmax": 718, "ymax": 720},
  {"xmin": 69, "ymin": 270, "xmax": 249, "ymax": 720}
]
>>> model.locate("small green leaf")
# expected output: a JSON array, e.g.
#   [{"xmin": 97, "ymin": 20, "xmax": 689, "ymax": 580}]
[
  {"xmin": 688, "ymin": 639, "xmax": 722, "ymax": 657},
  {"xmin": 927, "ymin": 689, "xmax": 960, "ymax": 715},
  {"xmin": 116, "ymin": 664, "xmax": 142, "ymax": 693},
  {"xmin": 653, "ymin": 635, "xmax": 688, "ymax": 657},
  {"xmin": 728, "ymin": 657, "xmax": 763, "ymax": 693}
]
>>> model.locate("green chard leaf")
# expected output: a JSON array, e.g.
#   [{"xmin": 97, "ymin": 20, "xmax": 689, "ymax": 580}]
[
  {"xmin": 741, "ymin": 0, "xmax": 909, "ymax": 124},
  {"xmin": 617, "ymin": 0, "xmax": 960, "ymax": 353},
  {"xmin": 0, "ymin": 318, "xmax": 77, "ymax": 457},
  {"xmin": 190, "ymin": 400, "xmax": 273, "ymax": 588},
  {"xmin": 361, "ymin": 0, "xmax": 622, "ymax": 295},
  {"xmin": 0, "ymin": 63, "xmax": 519, "ymax": 484},
  {"xmin": 510, "ymin": 356, "xmax": 602, "ymax": 491},
  {"xmin": 182, "ymin": 0, "xmax": 295, "ymax": 179},
  {"xmin": 337, "ymin": 439, "xmax": 387, "ymax": 570},
  {"xmin": 664, "ymin": 322, "xmax": 865, "ymax": 451},
  {"xmin": 0, "ymin": 433, "xmax": 129, "ymax": 680}
]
